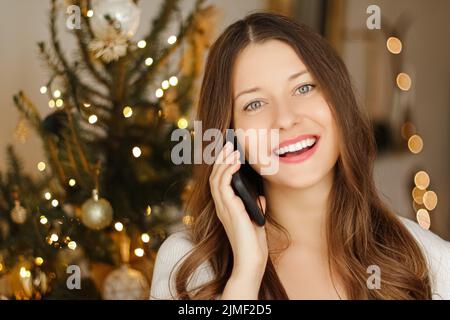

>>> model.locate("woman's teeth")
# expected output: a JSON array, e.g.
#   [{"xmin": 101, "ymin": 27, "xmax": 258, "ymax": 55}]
[{"xmin": 274, "ymin": 137, "xmax": 316, "ymax": 156}]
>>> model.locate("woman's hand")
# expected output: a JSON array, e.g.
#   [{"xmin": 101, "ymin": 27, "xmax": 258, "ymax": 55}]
[{"xmin": 209, "ymin": 141, "xmax": 268, "ymax": 299}]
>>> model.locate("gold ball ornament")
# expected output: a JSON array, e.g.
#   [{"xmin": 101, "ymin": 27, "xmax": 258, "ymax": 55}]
[
  {"xmin": 81, "ymin": 189, "xmax": 113, "ymax": 230},
  {"xmin": 11, "ymin": 201, "xmax": 28, "ymax": 224},
  {"xmin": 102, "ymin": 265, "xmax": 149, "ymax": 300}
]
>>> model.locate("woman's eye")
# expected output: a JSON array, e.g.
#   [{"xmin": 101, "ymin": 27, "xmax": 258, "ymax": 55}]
[
  {"xmin": 296, "ymin": 84, "xmax": 315, "ymax": 95},
  {"xmin": 244, "ymin": 100, "xmax": 263, "ymax": 112}
]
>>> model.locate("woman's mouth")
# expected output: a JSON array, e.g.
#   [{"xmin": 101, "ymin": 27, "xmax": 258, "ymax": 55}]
[{"xmin": 273, "ymin": 134, "xmax": 320, "ymax": 164}]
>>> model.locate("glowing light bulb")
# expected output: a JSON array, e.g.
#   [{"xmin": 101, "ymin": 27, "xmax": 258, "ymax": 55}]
[
  {"xmin": 145, "ymin": 57, "xmax": 153, "ymax": 66},
  {"xmin": 123, "ymin": 106, "xmax": 133, "ymax": 118},
  {"xmin": 137, "ymin": 40, "xmax": 147, "ymax": 48},
  {"xmin": 88, "ymin": 115, "xmax": 98, "ymax": 124},
  {"xmin": 37, "ymin": 162, "xmax": 46, "ymax": 172},
  {"xmin": 134, "ymin": 248, "xmax": 144, "ymax": 257},
  {"xmin": 167, "ymin": 35, "xmax": 177, "ymax": 45},
  {"xmin": 177, "ymin": 117, "xmax": 188, "ymax": 129},
  {"xmin": 169, "ymin": 76, "xmax": 178, "ymax": 86},
  {"xmin": 132, "ymin": 146, "xmax": 142, "ymax": 158},
  {"xmin": 141, "ymin": 233, "xmax": 150, "ymax": 243},
  {"xmin": 114, "ymin": 222, "xmax": 124, "ymax": 232}
]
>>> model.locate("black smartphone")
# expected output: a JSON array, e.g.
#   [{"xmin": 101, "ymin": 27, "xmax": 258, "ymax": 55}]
[{"xmin": 225, "ymin": 130, "xmax": 266, "ymax": 226}]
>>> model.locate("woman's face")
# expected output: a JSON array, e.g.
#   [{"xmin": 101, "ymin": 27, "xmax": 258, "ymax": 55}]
[{"xmin": 232, "ymin": 39, "xmax": 340, "ymax": 189}]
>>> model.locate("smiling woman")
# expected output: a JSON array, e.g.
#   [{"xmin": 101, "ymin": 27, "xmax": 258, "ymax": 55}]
[{"xmin": 150, "ymin": 12, "xmax": 450, "ymax": 300}]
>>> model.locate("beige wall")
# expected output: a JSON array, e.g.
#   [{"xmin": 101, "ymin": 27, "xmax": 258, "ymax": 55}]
[{"xmin": 342, "ymin": 0, "xmax": 450, "ymax": 239}]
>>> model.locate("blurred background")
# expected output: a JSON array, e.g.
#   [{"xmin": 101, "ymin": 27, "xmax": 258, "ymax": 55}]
[{"xmin": 0, "ymin": 0, "xmax": 448, "ymax": 299}]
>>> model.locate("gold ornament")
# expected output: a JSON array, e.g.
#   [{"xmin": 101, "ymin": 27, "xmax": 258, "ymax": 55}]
[
  {"xmin": 102, "ymin": 265, "xmax": 149, "ymax": 300},
  {"xmin": 81, "ymin": 189, "xmax": 113, "ymax": 230},
  {"xmin": 11, "ymin": 200, "xmax": 28, "ymax": 224}
]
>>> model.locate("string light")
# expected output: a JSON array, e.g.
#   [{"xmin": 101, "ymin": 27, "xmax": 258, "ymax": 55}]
[
  {"xmin": 40, "ymin": 86, "xmax": 47, "ymax": 94},
  {"xmin": 145, "ymin": 57, "xmax": 153, "ymax": 66},
  {"xmin": 386, "ymin": 36, "xmax": 402, "ymax": 54},
  {"xmin": 44, "ymin": 192, "xmax": 52, "ymax": 200},
  {"xmin": 50, "ymin": 233, "xmax": 59, "ymax": 242},
  {"xmin": 19, "ymin": 267, "xmax": 31, "ymax": 278},
  {"xmin": 55, "ymin": 99, "xmax": 64, "ymax": 108},
  {"xmin": 146, "ymin": 205, "xmax": 152, "ymax": 216},
  {"xmin": 169, "ymin": 76, "xmax": 178, "ymax": 86},
  {"xmin": 167, "ymin": 35, "xmax": 177, "ymax": 45},
  {"xmin": 69, "ymin": 178, "xmax": 76, "ymax": 187},
  {"xmin": 35, "ymin": 257, "xmax": 44, "ymax": 266},
  {"xmin": 0, "ymin": 263, "xmax": 3, "ymax": 272},
  {"xmin": 132, "ymin": 146, "xmax": 142, "ymax": 158},
  {"xmin": 161, "ymin": 80, "xmax": 170, "ymax": 90},
  {"xmin": 412, "ymin": 187, "xmax": 425, "ymax": 204},
  {"xmin": 53, "ymin": 90, "xmax": 61, "ymax": 98},
  {"xmin": 83, "ymin": 102, "xmax": 91, "ymax": 108},
  {"xmin": 177, "ymin": 117, "xmax": 188, "ymax": 129},
  {"xmin": 123, "ymin": 106, "xmax": 133, "ymax": 118},
  {"xmin": 86, "ymin": 9, "xmax": 94, "ymax": 17},
  {"xmin": 48, "ymin": 99, "xmax": 55, "ymax": 108},
  {"xmin": 155, "ymin": 88, "xmax": 164, "ymax": 98},
  {"xmin": 40, "ymin": 215, "xmax": 48, "ymax": 225},
  {"xmin": 141, "ymin": 233, "xmax": 150, "ymax": 243},
  {"xmin": 51, "ymin": 199, "xmax": 59, "ymax": 207},
  {"xmin": 416, "ymin": 209, "xmax": 430, "ymax": 230},
  {"xmin": 37, "ymin": 161, "xmax": 46, "ymax": 172},
  {"xmin": 408, "ymin": 134, "xmax": 423, "ymax": 154},
  {"xmin": 68, "ymin": 241, "xmax": 77, "ymax": 250},
  {"xmin": 423, "ymin": 191, "xmax": 438, "ymax": 211},
  {"xmin": 137, "ymin": 40, "xmax": 147, "ymax": 48},
  {"xmin": 396, "ymin": 73, "xmax": 411, "ymax": 91},
  {"xmin": 134, "ymin": 248, "xmax": 144, "ymax": 257},
  {"xmin": 88, "ymin": 115, "xmax": 98, "ymax": 124},
  {"xmin": 414, "ymin": 171, "xmax": 430, "ymax": 190},
  {"xmin": 114, "ymin": 222, "xmax": 124, "ymax": 232}
]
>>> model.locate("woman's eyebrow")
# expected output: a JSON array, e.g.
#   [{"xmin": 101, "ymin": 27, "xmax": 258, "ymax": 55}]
[
  {"xmin": 234, "ymin": 70, "xmax": 309, "ymax": 101},
  {"xmin": 234, "ymin": 87, "xmax": 261, "ymax": 101},
  {"xmin": 288, "ymin": 69, "xmax": 309, "ymax": 81}
]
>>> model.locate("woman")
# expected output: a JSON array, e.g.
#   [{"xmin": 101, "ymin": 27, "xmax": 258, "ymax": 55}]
[{"xmin": 150, "ymin": 12, "xmax": 450, "ymax": 299}]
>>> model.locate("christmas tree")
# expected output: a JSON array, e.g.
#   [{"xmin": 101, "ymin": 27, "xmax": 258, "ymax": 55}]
[{"xmin": 0, "ymin": 0, "xmax": 215, "ymax": 299}]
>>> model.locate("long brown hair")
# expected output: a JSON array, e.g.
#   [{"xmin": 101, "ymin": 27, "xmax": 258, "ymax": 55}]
[{"xmin": 174, "ymin": 12, "xmax": 431, "ymax": 299}]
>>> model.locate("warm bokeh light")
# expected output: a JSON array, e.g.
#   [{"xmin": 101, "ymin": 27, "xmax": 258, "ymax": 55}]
[
  {"xmin": 177, "ymin": 117, "xmax": 188, "ymax": 129},
  {"xmin": 37, "ymin": 161, "xmax": 46, "ymax": 172},
  {"xmin": 141, "ymin": 233, "xmax": 150, "ymax": 243},
  {"xmin": 416, "ymin": 209, "xmax": 430, "ymax": 230},
  {"xmin": 137, "ymin": 40, "xmax": 146, "ymax": 48},
  {"xmin": 396, "ymin": 72, "xmax": 412, "ymax": 91},
  {"xmin": 114, "ymin": 222, "xmax": 124, "ymax": 232},
  {"xmin": 40, "ymin": 215, "xmax": 48, "ymax": 225},
  {"xmin": 408, "ymin": 134, "xmax": 423, "ymax": 154},
  {"xmin": 423, "ymin": 191, "xmax": 438, "ymax": 211},
  {"xmin": 386, "ymin": 36, "xmax": 402, "ymax": 54},
  {"xmin": 35, "ymin": 257, "xmax": 44, "ymax": 266},
  {"xmin": 145, "ymin": 57, "xmax": 153, "ymax": 66},
  {"xmin": 132, "ymin": 146, "xmax": 142, "ymax": 158},
  {"xmin": 123, "ymin": 106, "xmax": 133, "ymax": 118},
  {"xmin": 414, "ymin": 171, "xmax": 430, "ymax": 190},
  {"xmin": 412, "ymin": 187, "xmax": 426, "ymax": 204},
  {"xmin": 134, "ymin": 248, "xmax": 144, "ymax": 257},
  {"xmin": 401, "ymin": 122, "xmax": 416, "ymax": 140},
  {"xmin": 88, "ymin": 115, "xmax": 98, "ymax": 124}
]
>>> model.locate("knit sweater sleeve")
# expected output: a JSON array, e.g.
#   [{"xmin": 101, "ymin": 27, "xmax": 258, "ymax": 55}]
[
  {"xmin": 399, "ymin": 216, "xmax": 450, "ymax": 299},
  {"xmin": 149, "ymin": 229, "xmax": 215, "ymax": 299}
]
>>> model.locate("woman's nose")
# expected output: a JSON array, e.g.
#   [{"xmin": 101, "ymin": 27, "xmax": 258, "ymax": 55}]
[{"xmin": 272, "ymin": 100, "xmax": 301, "ymax": 130}]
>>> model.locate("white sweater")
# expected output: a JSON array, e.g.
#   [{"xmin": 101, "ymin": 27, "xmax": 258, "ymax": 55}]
[{"xmin": 150, "ymin": 216, "xmax": 450, "ymax": 300}]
